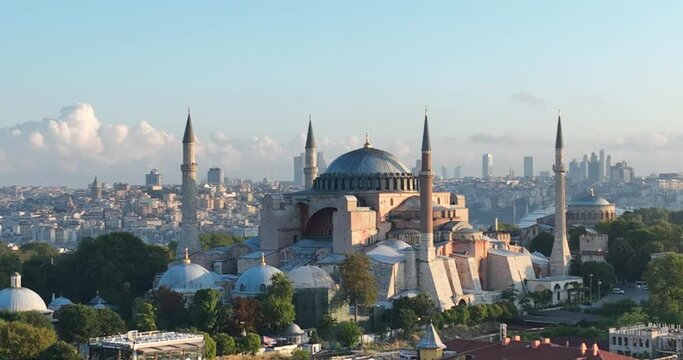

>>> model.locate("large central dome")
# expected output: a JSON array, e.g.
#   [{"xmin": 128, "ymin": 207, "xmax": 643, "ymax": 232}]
[
  {"xmin": 313, "ymin": 143, "xmax": 417, "ymax": 192},
  {"xmin": 325, "ymin": 147, "xmax": 411, "ymax": 175}
]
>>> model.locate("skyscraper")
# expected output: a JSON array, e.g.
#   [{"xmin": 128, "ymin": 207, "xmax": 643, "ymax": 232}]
[
  {"xmin": 454, "ymin": 166, "xmax": 462, "ymax": 179},
  {"xmin": 145, "ymin": 169, "xmax": 162, "ymax": 187},
  {"xmin": 293, "ymin": 154, "xmax": 304, "ymax": 187},
  {"xmin": 441, "ymin": 166, "xmax": 449, "ymax": 179},
  {"xmin": 588, "ymin": 152, "xmax": 600, "ymax": 183},
  {"xmin": 523, "ymin": 156, "xmax": 534, "ymax": 178},
  {"xmin": 207, "ymin": 167, "xmax": 224, "ymax": 185},
  {"xmin": 482, "ymin": 153, "xmax": 493, "ymax": 179},
  {"xmin": 550, "ymin": 112, "xmax": 571, "ymax": 276},
  {"xmin": 599, "ymin": 149, "xmax": 606, "ymax": 180},
  {"xmin": 178, "ymin": 110, "xmax": 200, "ymax": 259}
]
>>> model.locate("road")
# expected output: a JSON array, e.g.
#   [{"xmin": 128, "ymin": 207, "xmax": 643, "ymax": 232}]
[{"xmin": 592, "ymin": 284, "xmax": 649, "ymax": 307}]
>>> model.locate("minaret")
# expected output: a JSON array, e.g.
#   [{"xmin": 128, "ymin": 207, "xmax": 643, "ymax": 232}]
[
  {"xmin": 303, "ymin": 115, "xmax": 318, "ymax": 189},
  {"xmin": 550, "ymin": 111, "xmax": 571, "ymax": 276},
  {"xmin": 178, "ymin": 109, "xmax": 200, "ymax": 259},
  {"xmin": 418, "ymin": 109, "xmax": 435, "ymax": 262}
]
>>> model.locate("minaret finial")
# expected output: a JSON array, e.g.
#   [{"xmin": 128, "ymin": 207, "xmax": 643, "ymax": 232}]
[
  {"xmin": 260, "ymin": 252, "xmax": 266, "ymax": 265},
  {"xmin": 364, "ymin": 131, "xmax": 372, "ymax": 148},
  {"xmin": 555, "ymin": 110, "xmax": 563, "ymax": 149},
  {"xmin": 422, "ymin": 109, "xmax": 431, "ymax": 152},
  {"xmin": 183, "ymin": 248, "xmax": 191, "ymax": 264}
]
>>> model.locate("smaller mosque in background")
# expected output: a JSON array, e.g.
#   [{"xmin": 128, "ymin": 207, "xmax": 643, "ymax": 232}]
[{"xmin": 153, "ymin": 109, "xmax": 584, "ymax": 330}]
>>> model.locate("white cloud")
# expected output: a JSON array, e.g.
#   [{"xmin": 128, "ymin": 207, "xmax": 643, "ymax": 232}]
[{"xmin": 511, "ymin": 90, "xmax": 546, "ymax": 106}]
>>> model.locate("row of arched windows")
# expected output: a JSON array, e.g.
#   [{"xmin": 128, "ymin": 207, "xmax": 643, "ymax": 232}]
[{"xmin": 314, "ymin": 174, "xmax": 418, "ymax": 192}]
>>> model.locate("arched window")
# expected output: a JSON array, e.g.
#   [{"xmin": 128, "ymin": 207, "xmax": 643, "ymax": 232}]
[
  {"xmin": 260, "ymin": 284, "xmax": 266, "ymax": 293},
  {"xmin": 240, "ymin": 284, "xmax": 246, "ymax": 292}
]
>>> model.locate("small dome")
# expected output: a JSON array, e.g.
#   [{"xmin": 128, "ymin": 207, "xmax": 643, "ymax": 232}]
[
  {"xmin": 376, "ymin": 239, "xmax": 412, "ymax": 251},
  {"xmin": 325, "ymin": 147, "xmax": 411, "ymax": 175},
  {"xmin": 287, "ymin": 266, "xmax": 336, "ymax": 289},
  {"xmin": 367, "ymin": 244, "xmax": 405, "ymax": 264},
  {"xmin": 0, "ymin": 273, "xmax": 49, "ymax": 313},
  {"xmin": 158, "ymin": 262, "xmax": 217, "ymax": 292},
  {"xmin": 48, "ymin": 296, "xmax": 73, "ymax": 311},
  {"xmin": 234, "ymin": 256, "xmax": 282, "ymax": 296},
  {"xmin": 281, "ymin": 323, "xmax": 305, "ymax": 336}
]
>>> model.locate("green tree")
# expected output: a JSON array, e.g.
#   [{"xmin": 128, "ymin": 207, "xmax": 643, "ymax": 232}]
[
  {"xmin": 339, "ymin": 253, "xmax": 377, "ymax": 321},
  {"xmin": 37, "ymin": 340, "xmax": 81, "ymax": 360},
  {"xmin": 615, "ymin": 307, "xmax": 649, "ymax": 327},
  {"xmin": 95, "ymin": 308, "xmax": 126, "ymax": 336},
  {"xmin": 132, "ymin": 298, "xmax": 157, "ymax": 331},
  {"xmin": 55, "ymin": 304, "xmax": 99, "ymax": 343},
  {"xmin": 213, "ymin": 304, "xmax": 233, "ymax": 334},
  {"xmin": 644, "ymin": 254, "xmax": 683, "ymax": 323},
  {"xmin": 607, "ymin": 238, "xmax": 635, "ymax": 280},
  {"xmin": 0, "ymin": 248, "xmax": 22, "ymax": 288},
  {"xmin": 199, "ymin": 233, "xmax": 244, "ymax": 250},
  {"xmin": 0, "ymin": 310, "xmax": 53, "ymax": 329},
  {"xmin": 237, "ymin": 332, "xmax": 262, "ymax": 355},
  {"xmin": 395, "ymin": 308, "xmax": 419, "ymax": 335},
  {"xmin": 529, "ymin": 232, "xmax": 553, "ymax": 257},
  {"xmin": 336, "ymin": 321, "xmax": 363, "ymax": 348},
  {"xmin": 201, "ymin": 332, "xmax": 216, "ymax": 359},
  {"xmin": 189, "ymin": 289, "xmax": 221, "ymax": 332},
  {"xmin": 568, "ymin": 226, "xmax": 587, "ymax": 252},
  {"xmin": 53, "ymin": 233, "xmax": 170, "ymax": 321},
  {"xmin": 213, "ymin": 333, "xmax": 237, "ymax": 355},
  {"xmin": 260, "ymin": 272, "xmax": 296, "ymax": 332},
  {"xmin": 469, "ymin": 304, "xmax": 488, "ymax": 323},
  {"xmin": 580, "ymin": 261, "xmax": 617, "ymax": 297},
  {"xmin": 392, "ymin": 294, "xmax": 437, "ymax": 332},
  {"xmin": 0, "ymin": 321, "xmax": 57, "ymax": 360}
]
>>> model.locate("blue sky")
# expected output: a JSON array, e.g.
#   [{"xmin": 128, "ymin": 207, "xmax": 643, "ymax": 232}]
[{"xmin": 0, "ymin": 1, "xmax": 682, "ymax": 185}]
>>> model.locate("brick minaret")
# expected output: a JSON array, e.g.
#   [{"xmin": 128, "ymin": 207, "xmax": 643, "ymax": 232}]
[{"xmin": 178, "ymin": 110, "xmax": 200, "ymax": 258}]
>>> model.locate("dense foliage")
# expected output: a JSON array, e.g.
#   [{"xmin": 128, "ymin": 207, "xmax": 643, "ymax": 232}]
[
  {"xmin": 199, "ymin": 233, "xmax": 245, "ymax": 250},
  {"xmin": 260, "ymin": 272, "xmax": 296, "ymax": 332},
  {"xmin": 339, "ymin": 253, "xmax": 377, "ymax": 321},
  {"xmin": 0, "ymin": 320, "xmax": 57, "ymax": 360},
  {"xmin": 54, "ymin": 304, "xmax": 125, "ymax": 343},
  {"xmin": 644, "ymin": 253, "xmax": 683, "ymax": 323}
]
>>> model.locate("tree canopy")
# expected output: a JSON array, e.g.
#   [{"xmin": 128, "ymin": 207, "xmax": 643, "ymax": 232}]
[
  {"xmin": 644, "ymin": 254, "xmax": 683, "ymax": 323},
  {"xmin": 339, "ymin": 253, "xmax": 377, "ymax": 321},
  {"xmin": 529, "ymin": 232, "xmax": 553, "ymax": 257},
  {"xmin": 0, "ymin": 320, "xmax": 57, "ymax": 360},
  {"xmin": 260, "ymin": 272, "xmax": 295, "ymax": 332}
]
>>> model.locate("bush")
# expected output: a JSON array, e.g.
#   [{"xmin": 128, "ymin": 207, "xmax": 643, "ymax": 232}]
[
  {"xmin": 38, "ymin": 341, "xmax": 80, "ymax": 360},
  {"xmin": 213, "ymin": 333, "xmax": 236, "ymax": 355},
  {"xmin": 237, "ymin": 333, "xmax": 261, "ymax": 355},
  {"xmin": 336, "ymin": 321, "xmax": 363, "ymax": 348},
  {"xmin": 200, "ymin": 332, "xmax": 216, "ymax": 359}
]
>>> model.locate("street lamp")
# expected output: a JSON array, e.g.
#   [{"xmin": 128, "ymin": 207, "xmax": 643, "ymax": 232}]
[
  {"xmin": 598, "ymin": 280, "xmax": 602, "ymax": 300},
  {"xmin": 589, "ymin": 274, "xmax": 593, "ymax": 301}
]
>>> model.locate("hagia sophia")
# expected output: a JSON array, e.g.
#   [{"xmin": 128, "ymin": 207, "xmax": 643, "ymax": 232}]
[{"xmin": 0, "ymin": 110, "xmax": 585, "ymax": 330}]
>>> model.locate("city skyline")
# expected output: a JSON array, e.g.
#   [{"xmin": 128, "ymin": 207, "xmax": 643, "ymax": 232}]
[{"xmin": 1, "ymin": 1, "xmax": 683, "ymax": 185}]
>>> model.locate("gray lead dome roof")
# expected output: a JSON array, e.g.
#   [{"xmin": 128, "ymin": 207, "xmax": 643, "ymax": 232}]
[{"xmin": 325, "ymin": 147, "xmax": 411, "ymax": 175}]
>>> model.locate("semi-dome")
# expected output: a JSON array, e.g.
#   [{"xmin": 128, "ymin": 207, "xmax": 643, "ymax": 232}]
[
  {"xmin": 158, "ymin": 251, "xmax": 219, "ymax": 293},
  {"xmin": 313, "ymin": 142, "xmax": 418, "ymax": 192},
  {"xmin": 234, "ymin": 254, "xmax": 282, "ymax": 296},
  {"xmin": 0, "ymin": 273, "xmax": 49, "ymax": 313},
  {"xmin": 375, "ymin": 239, "xmax": 412, "ymax": 251},
  {"xmin": 287, "ymin": 265, "xmax": 336, "ymax": 289},
  {"xmin": 326, "ymin": 146, "xmax": 411, "ymax": 175}
]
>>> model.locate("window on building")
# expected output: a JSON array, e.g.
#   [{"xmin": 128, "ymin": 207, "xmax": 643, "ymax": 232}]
[
  {"xmin": 645, "ymin": 339, "xmax": 649, "ymax": 348},
  {"xmin": 618, "ymin": 337, "xmax": 622, "ymax": 346},
  {"xmin": 240, "ymin": 284, "xmax": 245, "ymax": 292},
  {"xmin": 260, "ymin": 284, "xmax": 266, "ymax": 292},
  {"xmin": 613, "ymin": 337, "xmax": 616, "ymax": 345}
]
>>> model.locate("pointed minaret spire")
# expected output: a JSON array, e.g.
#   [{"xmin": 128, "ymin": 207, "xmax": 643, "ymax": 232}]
[
  {"xmin": 183, "ymin": 109, "xmax": 195, "ymax": 144},
  {"xmin": 304, "ymin": 115, "xmax": 319, "ymax": 189},
  {"xmin": 422, "ymin": 108, "xmax": 431, "ymax": 152},
  {"xmin": 555, "ymin": 109, "xmax": 563, "ymax": 149},
  {"xmin": 305, "ymin": 115, "xmax": 316, "ymax": 149}
]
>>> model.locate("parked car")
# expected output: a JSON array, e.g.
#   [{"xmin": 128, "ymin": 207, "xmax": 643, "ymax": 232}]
[{"xmin": 612, "ymin": 288, "xmax": 625, "ymax": 294}]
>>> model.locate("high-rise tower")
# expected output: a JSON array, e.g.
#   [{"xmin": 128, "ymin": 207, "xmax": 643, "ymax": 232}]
[
  {"xmin": 418, "ymin": 109, "xmax": 435, "ymax": 262},
  {"xmin": 550, "ymin": 111, "xmax": 571, "ymax": 276},
  {"xmin": 178, "ymin": 110, "xmax": 200, "ymax": 259},
  {"xmin": 303, "ymin": 116, "xmax": 318, "ymax": 189},
  {"xmin": 91, "ymin": 176, "xmax": 102, "ymax": 199}
]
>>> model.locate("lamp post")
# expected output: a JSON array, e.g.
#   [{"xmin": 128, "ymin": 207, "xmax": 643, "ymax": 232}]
[
  {"xmin": 598, "ymin": 280, "xmax": 602, "ymax": 300},
  {"xmin": 589, "ymin": 274, "xmax": 593, "ymax": 301}
]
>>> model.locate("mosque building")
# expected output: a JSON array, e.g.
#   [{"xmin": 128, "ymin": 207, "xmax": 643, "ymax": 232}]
[{"xmin": 168, "ymin": 110, "xmax": 582, "ymax": 324}]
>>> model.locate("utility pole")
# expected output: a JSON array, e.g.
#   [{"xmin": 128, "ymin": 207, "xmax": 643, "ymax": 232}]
[{"xmin": 589, "ymin": 273, "xmax": 594, "ymax": 301}]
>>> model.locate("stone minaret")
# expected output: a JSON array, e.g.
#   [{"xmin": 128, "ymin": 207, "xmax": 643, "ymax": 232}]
[
  {"xmin": 418, "ymin": 110, "xmax": 435, "ymax": 262},
  {"xmin": 303, "ymin": 116, "xmax": 318, "ymax": 189},
  {"xmin": 550, "ymin": 111, "xmax": 571, "ymax": 276},
  {"xmin": 178, "ymin": 110, "xmax": 200, "ymax": 259}
]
